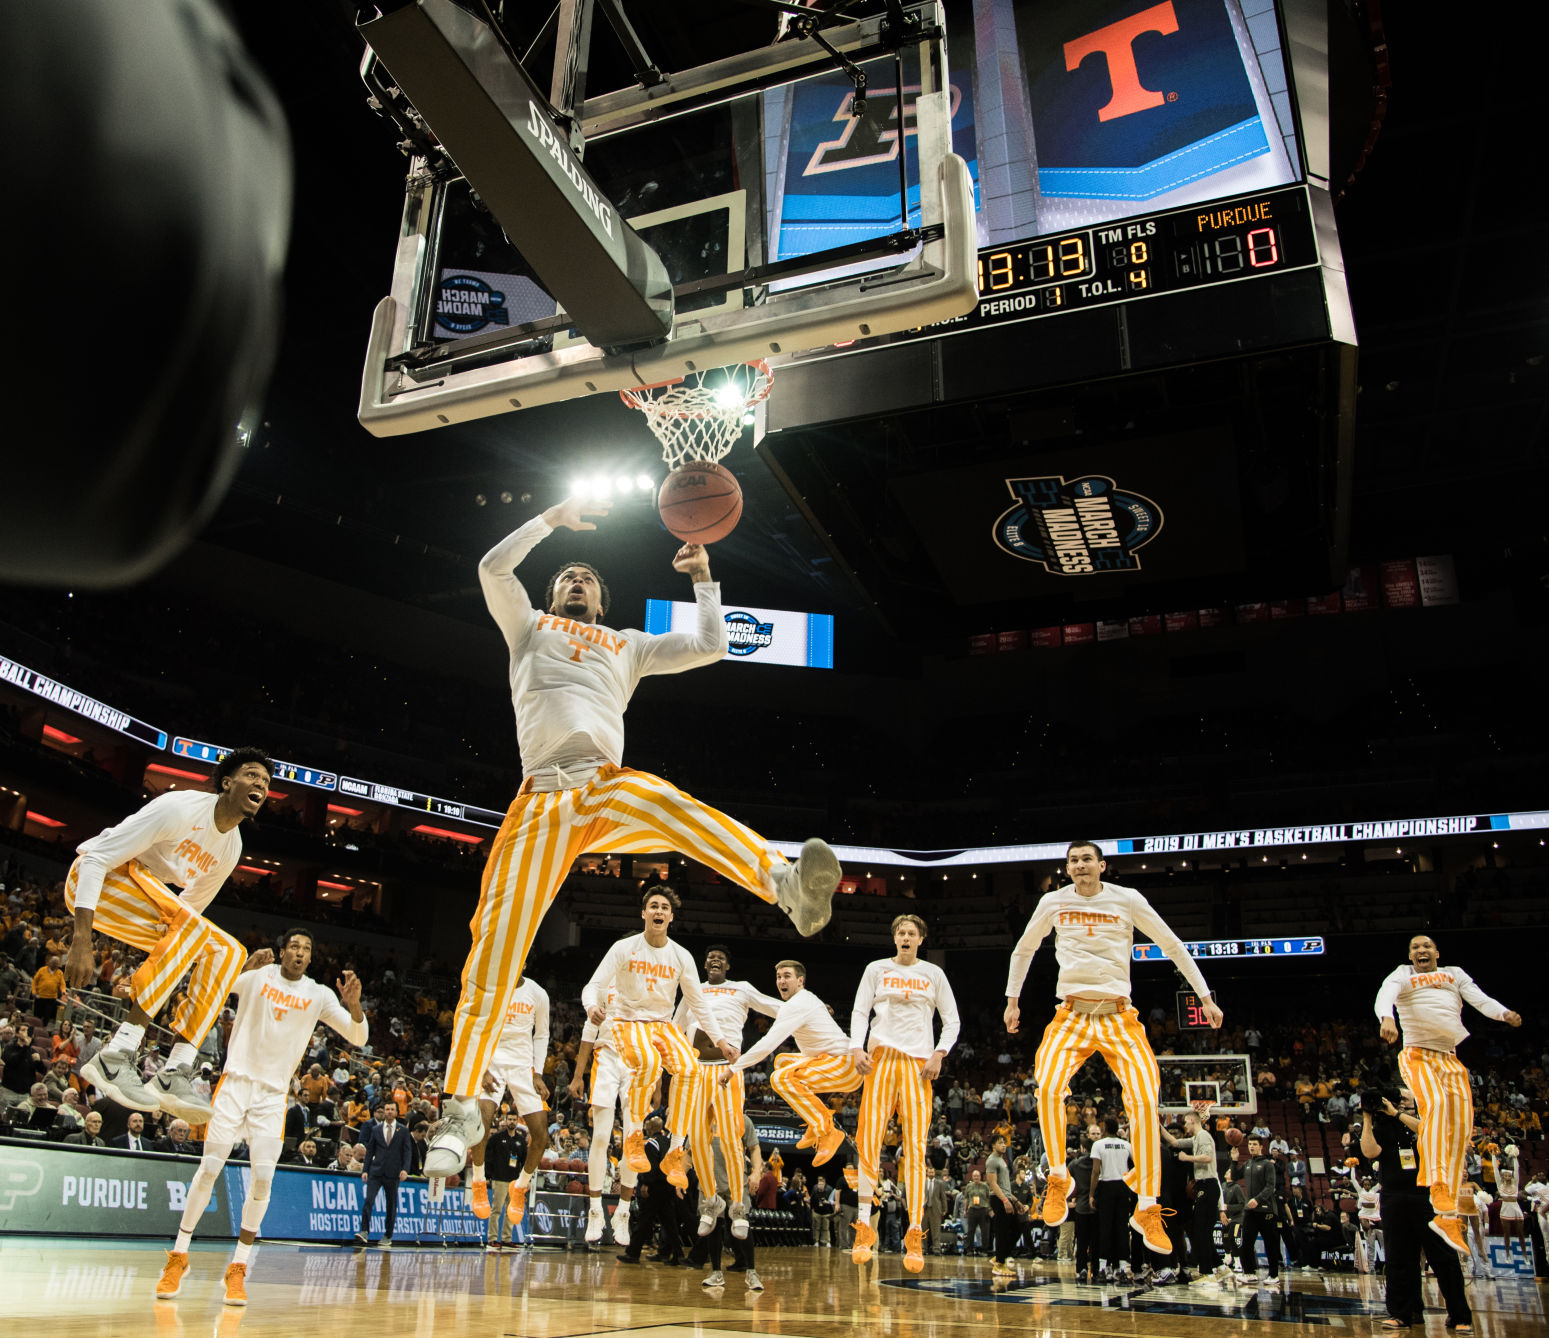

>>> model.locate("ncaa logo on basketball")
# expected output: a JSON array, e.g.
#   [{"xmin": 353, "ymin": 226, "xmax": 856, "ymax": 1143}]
[
  {"xmin": 435, "ymin": 275, "xmax": 510, "ymax": 335},
  {"xmin": 993, "ymin": 474, "xmax": 1162, "ymax": 575},
  {"xmin": 724, "ymin": 611, "xmax": 775, "ymax": 657}
]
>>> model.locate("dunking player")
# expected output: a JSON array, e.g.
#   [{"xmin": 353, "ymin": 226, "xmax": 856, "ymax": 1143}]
[
  {"xmin": 849, "ymin": 914, "xmax": 961, "ymax": 1273},
  {"xmin": 582, "ymin": 887, "xmax": 735, "ymax": 1205},
  {"xmin": 427, "ymin": 498, "xmax": 842, "ymax": 1176},
  {"xmin": 1374, "ymin": 933, "xmax": 1521, "ymax": 1253},
  {"xmin": 466, "ymin": 974, "xmax": 550, "ymax": 1230},
  {"xmin": 1004, "ymin": 840, "xmax": 1222, "ymax": 1258},
  {"xmin": 569, "ymin": 979, "xmax": 638, "ymax": 1246},
  {"xmin": 723, "ymin": 958, "xmax": 861, "ymax": 1169},
  {"xmin": 156, "ymin": 930, "xmax": 366, "ymax": 1306},
  {"xmin": 67, "ymin": 747, "xmax": 272, "ymax": 1122},
  {"xmin": 672, "ymin": 945, "xmax": 781, "ymax": 1239}
]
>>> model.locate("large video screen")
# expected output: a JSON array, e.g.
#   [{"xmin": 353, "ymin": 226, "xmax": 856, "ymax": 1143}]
[{"xmin": 644, "ymin": 600, "xmax": 835, "ymax": 669}]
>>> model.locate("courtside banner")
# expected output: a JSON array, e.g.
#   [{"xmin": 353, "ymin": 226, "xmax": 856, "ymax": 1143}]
[
  {"xmin": 230, "ymin": 1165, "xmax": 497, "ymax": 1243},
  {"xmin": 0, "ymin": 1143, "xmax": 228, "ymax": 1235},
  {"xmin": 645, "ymin": 600, "xmax": 835, "ymax": 669}
]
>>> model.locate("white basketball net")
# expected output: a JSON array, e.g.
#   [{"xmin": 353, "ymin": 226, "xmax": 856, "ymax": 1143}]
[{"xmin": 620, "ymin": 360, "xmax": 774, "ymax": 471}]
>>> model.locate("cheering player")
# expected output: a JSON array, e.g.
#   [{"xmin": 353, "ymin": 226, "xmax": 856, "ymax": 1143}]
[
  {"xmin": 68, "ymin": 747, "xmax": 272, "ymax": 1122},
  {"xmin": 427, "ymin": 498, "xmax": 842, "ymax": 1177},
  {"xmin": 466, "ymin": 974, "xmax": 550, "ymax": 1229},
  {"xmin": 155, "ymin": 930, "xmax": 366, "ymax": 1306},
  {"xmin": 849, "ymin": 914, "xmax": 960, "ymax": 1273},
  {"xmin": 1004, "ymin": 840, "xmax": 1221, "ymax": 1258},
  {"xmin": 569, "ymin": 981, "xmax": 637, "ymax": 1246},
  {"xmin": 1374, "ymin": 934, "xmax": 1521, "ymax": 1254}
]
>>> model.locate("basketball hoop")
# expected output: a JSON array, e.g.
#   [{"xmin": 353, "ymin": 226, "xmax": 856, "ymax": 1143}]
[
  {"xmin": 620, "ymin": 360, "xmax": 773, "ymax": 471},
  {"xmin": 1189, "ymin": 1099, "xmax": 1215, "ymax": 1121}
]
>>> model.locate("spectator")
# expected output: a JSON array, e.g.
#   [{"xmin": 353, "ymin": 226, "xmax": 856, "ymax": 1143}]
[
  {"xmin": 43, "ymin": 1055, "xmax": 79, "ymax": 1103},
  {"xmin": 156, "ymin": 1118, "xmax": 199, "ymax": 1155},
  {"xmin": 13, "ymin": 1082, "xmax": 56, "ymax": 1123},
  {"xmin": 51, "ymin": 1018, "xmax": 80, "ymax": 1068},
  {"xmin": 75, "ymin": 1020, "xmax": 103, "ymax": 1075},
  {"xmin": 287, "ymin": 1138, "xmax": 322, "ymax": 1166},
  {"xmin": 31, "ymin": 954, "xmax": 65, "ymax": 1024},
  {"xmin": 51, "ymin": 1088, "xmax": 87, "ymax": 1136},
  {"xmin": 812, "ymin": 1173, "xmax": 838, "ymax": 1247},
  {"xmin": 961, "ymin": 1168, "xmax": 992, "ymax": 1256},
  {"xmin": 3, "ymin": 1022, "xmax": 46, "ymax": 1102},
  {"xmin": 64, "ymin": 1110, "xmax": 107, "ymax": 1146},
  {"xmin": 111, "ymin": 1111, "xmax": 150, "ymax": 1152}
]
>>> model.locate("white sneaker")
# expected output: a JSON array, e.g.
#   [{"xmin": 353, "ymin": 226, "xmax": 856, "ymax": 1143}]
[
  {"xmin": 81, "ymin": 1048, "xmax": 160, "ymax": 1112},
  {"xmin": 611, "ymin": 1202, "xmax": 631, "ymax": 1247},
  {"xmin": 703, "ymin": 1270, "xmax": 725, "ymax": 1288},
  {"xmin": 728, "ymin": 1201, "xmax": 750, "ymax": 1240},
  {"xmin": 698, "ymin": 1194, "xmax": 726, "ymax": 1237},
  {"xmin": 771, "ymin": 838, "xmax": 842, "ymax": 936},
  {"xmin": 424, "ymin": 1096, "xmax": 483, "ymax": 1178},
  {"xmin": 586, "ymin": 1204, "xmax": 605, "ymax": 1244},
  {"xmin": 149, "ymin": 1064, "xmax": 212, "ymax": 1122},
  {"xmin": 746, "ymin": 1269, "xmax": 764, "ymax": 1291}
]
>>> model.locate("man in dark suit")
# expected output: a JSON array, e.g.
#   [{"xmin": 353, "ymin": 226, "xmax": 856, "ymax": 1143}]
[
  {"xmin": 622, "ymin": 1117, "xmax": 683, "ymax": 1265},
  {"xmin": 64, "ymin": 1110, "xmax": 108, "ymax": 1146},
  {"xmin": 285, "ymin": 1137, "xmax": 321, "ymax": 1167},
  {"xmin": 110, "ymin": 1111, "xmax": 150, "ymax": 1153},
  {"xmin": 355, "ymin": 1100, "xmax": 412, "ymax": 1247}
]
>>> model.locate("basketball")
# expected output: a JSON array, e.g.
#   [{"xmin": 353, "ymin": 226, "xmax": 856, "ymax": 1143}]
[
  {"xmin": 1225, "ymin": 1127, "xmax": 1245, "ymax": 1147},
  {"xmin": 657, "ymin": 460, "xmax": 742, "ymax": 543}
]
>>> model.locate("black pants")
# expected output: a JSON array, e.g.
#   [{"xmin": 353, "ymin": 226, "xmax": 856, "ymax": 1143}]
[
  {"xmin": 991, "ymin": 1197, "xmax": 1019, "ymax": 1262},
  {"xmin": 360, "ymin": 1175, "xmax": 399, "ymax": 1239},
  {"xmin": 1240, "ymin": 1210, "xmax": 1281, "ymax": 1278},
  {"xmin": 1190, "ymin": 1180, "xmax": 1221, "ymax": 1270},
  {"xmin": 637, "ymin": 1183, "xmax": 683, "ymax": 1260},
  {"xmin": 1095, "ymin": 1180, "xmax": 1131, "ymax": 1269},
  {"xmin": 1073, "ymin": 1211, "xmax": 1098, "ymax": 1274},
  {"xmin": 1382, "ymin": 1191, "xmax": 1470, "ymax": 1325},
  {"xmin": 1527, "ymin": 1201, "xmax": 1548, "ymax": 1276}
]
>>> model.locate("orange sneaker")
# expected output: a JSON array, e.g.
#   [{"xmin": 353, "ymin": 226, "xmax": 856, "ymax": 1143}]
[
  {"xmin": 813, "ymin": 1125, "xmax": 846, "ymax": 1167},
  {"xmin": 843, "ymin": 1166, "xmax": 858, "ymax": 1191},
  {"xmin": 156, "ymin": 1251, "xmax": 190, "ymax": 1299},
  {"xmin": 1428, "ymin": 1215, "xmax": 1469, "ymax": 1256},
  {"xmin": 506, "ymin": 1184, "xmax": 528, "ymax": 1227},
  {"xmin": 1429, "ymin": 1183, "xmax": 1456, "ymax": 1215},
  {"xmin": 624, "ymin": 1131, "xmax": 650, "ymax": 1174},
  {"xmin": 222, "ymin": 1263, "xmax": 247, "ymax": 1308},
  {"xmin": 661, "ymin": 1147, "xmax": 689, "ymax": 1190},
  {"xmin": 903, "ymin": 1226, "xmax": 925, "ymax": 1273},
  {"xmin": 1042, "ymin": 1170, "xmax": 1071, "ymax": 1226},
  {"xmin": 1129, "ymin": 1202, "xmax": 1174, "ymax": 1254},
  {"xmin": 851, "ymin": 1219, "xmax": 878, "ymax": 1264},
  {"xmin": 794, "ymin": 1127, "xmax": 819, "ymax": 1150},
  {"xmin": 469, "ymin": 1178, "xmax": 491, "ymax": 1219}
]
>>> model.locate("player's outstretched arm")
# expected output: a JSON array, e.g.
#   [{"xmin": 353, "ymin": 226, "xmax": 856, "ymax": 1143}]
[
  {"xmin": 478, "ymin": 497, "xmax": 610, "ymax": 649},
  {"xmin": 636, "ymin": 544, "xmax": 728, "ymax": 676},
  {"xmin": 671, "ymin": 543, "xmax": 711, "ymax": 583}
]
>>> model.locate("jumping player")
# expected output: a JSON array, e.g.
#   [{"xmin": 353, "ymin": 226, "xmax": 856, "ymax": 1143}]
[
  {"xmin": 723, "ymin": 959, "xmax": 861, "ymax": 1169},
  {"xmin": 67, "ymin": 747, "xmax": 272, "ymax": 1122},
  {"xmin": 569, "ymin": 980, "xmax": 638, "ymax": 1246},
  {"xmin": 849, "ymin": 914, "xmax": 960, "ymax": 1273},
  {"xmin": 466, "ymin": 974, "xmax": 550, "ymax": 1230},
  {"xmin": 581, "ymin": 887, "xmax": 735, "ymax": 1205},
  {"xmin": 672, "ymin": 945, "xmax": 781, "ymax": 1239},
  {"xmin": 1004, "ymin": 840, "xmax": 1222, "ymax": 1258},
  {"xmin": 155, "ymin": 930, "xmax": 366, "ymax": 1306},
  {"xmin": 1374, "ymin": 933, "xmax": 1521, "ymax": 1254},
  {"xmin": 427, "ymin": 498, "xmax": 842, "ymax": 1176}
]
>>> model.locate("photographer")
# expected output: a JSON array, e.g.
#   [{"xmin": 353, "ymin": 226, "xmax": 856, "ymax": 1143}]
[{"xmin": 1361, "ymin": 1090, "xmax": 1470, "ymax": 1331}]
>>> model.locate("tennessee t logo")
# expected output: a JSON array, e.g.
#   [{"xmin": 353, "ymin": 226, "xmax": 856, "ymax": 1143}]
[{"xmin": 1064, "ymin": 1, "xmax": 1179, "ymax": 123}]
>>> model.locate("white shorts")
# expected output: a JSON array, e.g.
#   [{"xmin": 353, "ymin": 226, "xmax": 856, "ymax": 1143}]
[
  {"xmin": 590, "ymin": 1046, "xmax": 627, "ymax": 1113},
  {"xmin": 207, "ymin": 1073, "xmax": 286, "ymax": 1150},
  {"xmin": 1499, "ymin": 1200, "xmax": 1523, "ymax": 1222},
  {"xmin": 489, "ymin": 1063, "xmax": 545, "ymax": 1118}
]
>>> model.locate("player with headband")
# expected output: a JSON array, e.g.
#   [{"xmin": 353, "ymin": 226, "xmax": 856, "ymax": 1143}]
[{"xmin": 1004, "ymin": 839, "xmax": 1222, "ymax": 1258}]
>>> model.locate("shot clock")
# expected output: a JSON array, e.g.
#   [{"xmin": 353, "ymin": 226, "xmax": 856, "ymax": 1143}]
[{"xmin": 1176, "ymin": 990, "xmax": 1215, "ymax": 1030}]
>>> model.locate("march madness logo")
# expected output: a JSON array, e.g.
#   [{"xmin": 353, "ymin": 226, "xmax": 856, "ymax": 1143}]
[
  {"xmin": 993, "ymin": 474, "xmax": 1162, "ymax": 575},
  {"xmin": 725, "ymin": 611, "xmax": 775, "ymax": 657},
  {"xmin": 435, "ymin": 275, "xmax": 510, "ymax": 335}
]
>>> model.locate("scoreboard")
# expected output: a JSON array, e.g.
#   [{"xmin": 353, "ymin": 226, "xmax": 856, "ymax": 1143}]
[{"xmin": 1134, "ymin": 936, "xmax": 1325, "ymax": 962}]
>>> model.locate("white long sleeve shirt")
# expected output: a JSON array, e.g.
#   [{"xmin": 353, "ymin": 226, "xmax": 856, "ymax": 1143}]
[
  {"xmin": 72, "ymin": 791, "xmax": 242, "ymax": 914},
  {"xmin": 1374, "ymin": 963, "xmax": 1509, "ymax": 1053},
  {"xmin": 582, "ymin": 934, "xmax": 725, "ymax": 1045},
  {"xmin": 478, "ymin": 516, "xmax": 728, "ymax": 782},
  {"xmin": 850, "ymin": 958, "xmax": 960, "ymax": 1061},
  {"xmin": 673, "ymin": 979, "xmax": 782, "ymax": 1048},
  {"xmin": 491, "ymin": 978, "xmax": 550, "ymax": 1071},
  {"xmin": 581, "ymin": 983, "xmax": 617, "ymax": 1047},
  {"xmin": 224, "ymin": 965, "xmax": 368, "ymax": 1093},
  {"xmin": 733, "ymin": 987, "xmax": 851, "ymax": 1071},
  {"xmin": 1005, "ymin": 880, "xmax": 1211, "ymax": 1002}
]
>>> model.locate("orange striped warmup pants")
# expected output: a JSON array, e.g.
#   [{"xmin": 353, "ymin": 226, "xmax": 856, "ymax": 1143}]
[
  {"xmin": 64, "ymin": 858, "xmax": 245, "ymax": 1043},
  {"xmin": 1035, "ymin": 1003, "xmax": 1161, "ymax": 1198},
  {"xmin": 445, "ymin": 765, "xmax": 783, "ymax": 1097},
  {"xmin": 612, "ymin": 1019, "xmax": 716, "ymax": 1191},
  {"xmin": 770, "ymin": 1050, "xmax": 864, "ymax": 1138},
  {"xmin": 1397, "ymin": 1045, "xmax": 1472, "ymax": 1211},
  {"xmin": 855, "ymin": 1046, "xmax": 932, "ymax": 1228}
]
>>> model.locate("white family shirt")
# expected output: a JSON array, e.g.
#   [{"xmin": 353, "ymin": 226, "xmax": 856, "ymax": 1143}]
[
  {"xmin": 1374, "ymin": 963, "xmax": 1509, "ymax": 1053},
  {"xmin": 582, "ymin": 934, "xmax": 725, "ymax": 1045},
  {"xmin": 732, "ymin": 987, "xmax": 852, "ymax": 1072},
  {"xmin": 674, "ymin": 978, "xmax": 781, "ymax": 1049},
  {"xmin": 491, "ymin": 978, "xmax": 550, "ymax": 1073},
  {"xmin": 581, "ymin": 983, "xmax": 617, "ymax": 1048},
  {"xmin": 850, "ymin": 958, "xmax": 961, "ymax": 1062},
  {"xmin": 479, "ymin": 515, "xmax": 727, "ymax": 786},
  {"xmin": 1005, "ymin": 880, "xmax": 1211, "ymax": 1002},
  {"xmin": 225, "ymin": 965, "xmax": 368, "ymax": 1092},
  {"xmin": 73, "ymin": 791, "xmax": 242, "ymax": 913}
]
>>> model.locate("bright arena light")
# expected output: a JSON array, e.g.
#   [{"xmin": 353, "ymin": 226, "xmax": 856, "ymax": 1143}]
[
  {"xmin": 635, "ymin": 473, "xmax": 654, "ymax": 491},
  {"xmin": 615, "ymin": 475, "xmax": 633, "ymax": 492},
  {"xmin": 714, "ymin": 382, "xmax": 743, "ymax": 410}
]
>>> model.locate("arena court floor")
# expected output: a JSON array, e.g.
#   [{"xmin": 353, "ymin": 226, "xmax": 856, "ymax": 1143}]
[{"xmin": 6, "ymin": 1238, "xmax": 1544, "ymax": 1338}]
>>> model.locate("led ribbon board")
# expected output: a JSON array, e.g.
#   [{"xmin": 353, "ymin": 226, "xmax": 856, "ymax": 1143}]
[{"xmin": 0, "ymin": 654, "xmax": 167, "ymax": 750}]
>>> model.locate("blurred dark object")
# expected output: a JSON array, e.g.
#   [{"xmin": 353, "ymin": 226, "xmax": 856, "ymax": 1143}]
[{"xmin": 1, "ymin": 0, "xmax": 291, "ymax": 587}]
